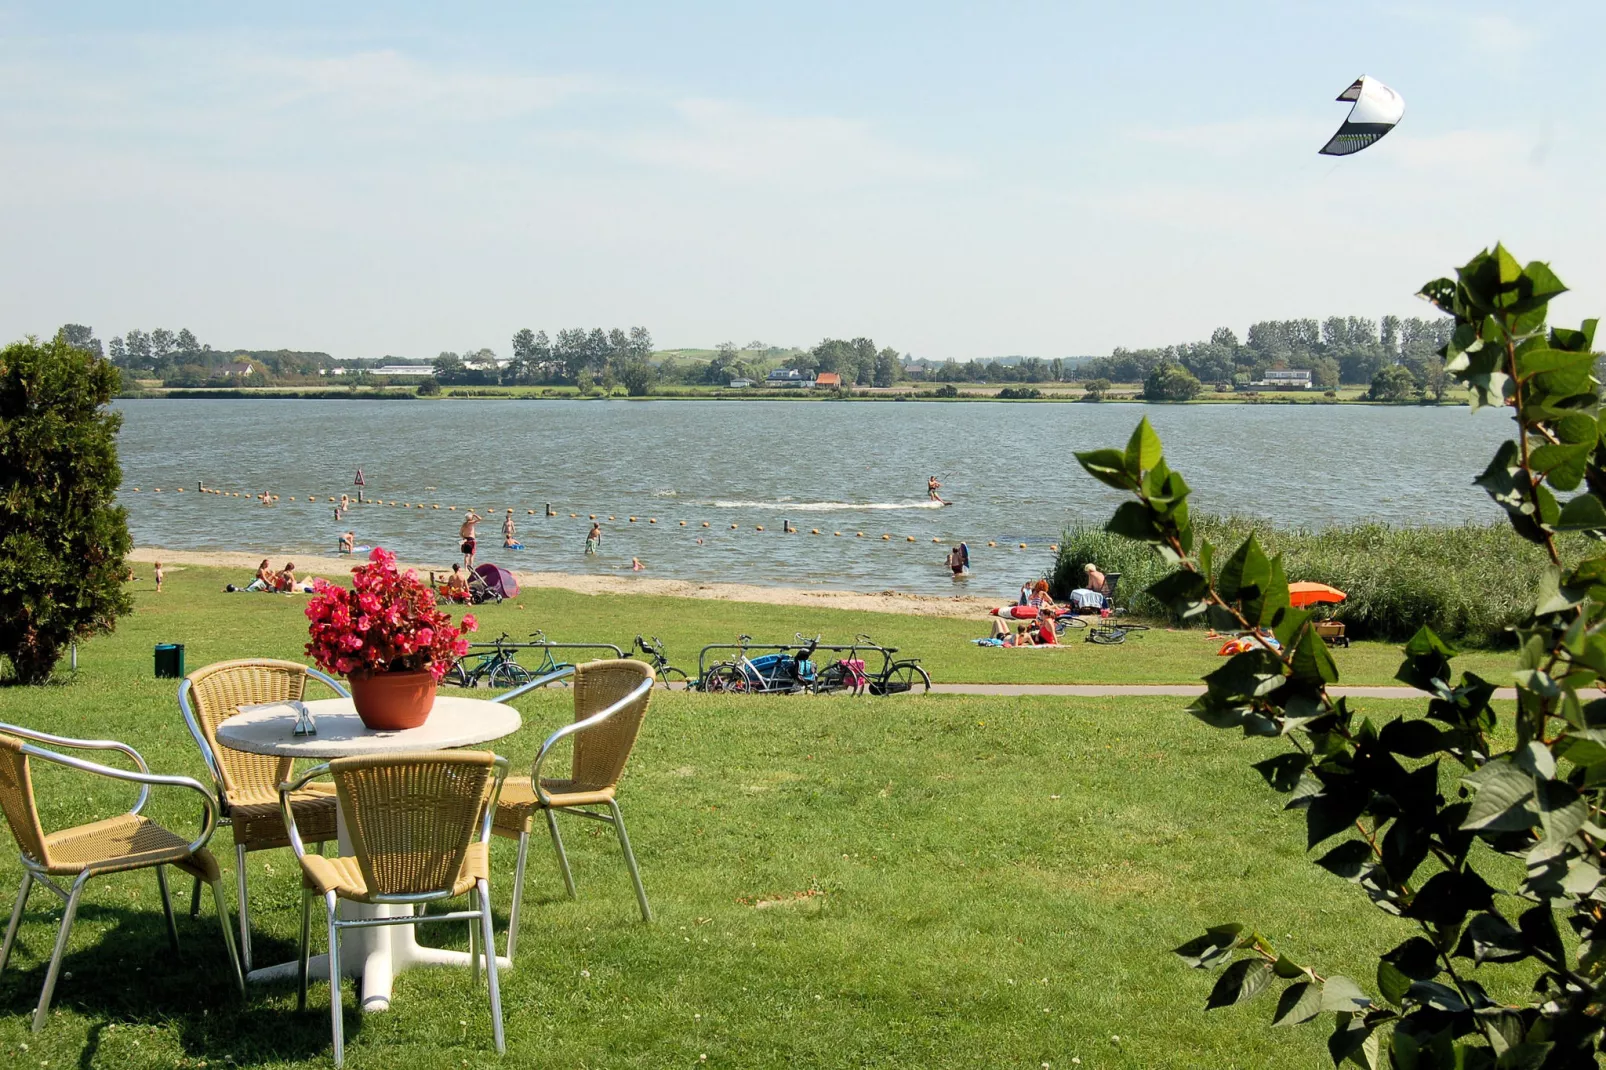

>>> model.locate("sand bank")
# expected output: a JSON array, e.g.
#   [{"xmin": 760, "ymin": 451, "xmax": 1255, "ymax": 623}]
[{"xmin": 128, "ymin": 547, "xmax": 997, "ymax": 620}]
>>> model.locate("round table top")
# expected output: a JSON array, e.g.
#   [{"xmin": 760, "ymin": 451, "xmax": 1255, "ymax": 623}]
[{"xmin": 216, "ymin": 696, "xmax": 521, "ymax": 760}]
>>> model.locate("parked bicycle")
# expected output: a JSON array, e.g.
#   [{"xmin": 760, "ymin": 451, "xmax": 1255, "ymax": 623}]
[
  {"xmin": 812, "ymin": 634, "xmax": 931, "ymax": 696},
  {"xmin": 445, "ymin": 632, "xmax": 533, "ymax": 689},
  {"xmin": 629, "ymin": 635, "xmax": 690, "ymax": 688},
  {"xmin": 701, "ymin": 634, "xmax": 820, "ymax": 694}
]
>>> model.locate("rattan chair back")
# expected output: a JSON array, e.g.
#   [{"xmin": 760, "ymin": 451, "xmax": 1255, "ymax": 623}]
[
  {"xmin": 0, "ymin": 735, "xmax": 50, "ymax": 867},
  {"xmin": 569, "ymin": 660, "xmax": 653, "ymax": 791},
  {"xmin": 330, "ymin": 751, "xmax": 497, "ymax": 898},
  {"xmin": 186, "ymin": 660, "xmax": 308, "ymax": 804}
]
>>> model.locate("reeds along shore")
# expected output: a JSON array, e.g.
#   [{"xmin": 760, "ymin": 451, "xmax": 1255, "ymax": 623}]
[{"xmin": 1053, "ymin": 517, "xmax": 1550, "ymax": 646}]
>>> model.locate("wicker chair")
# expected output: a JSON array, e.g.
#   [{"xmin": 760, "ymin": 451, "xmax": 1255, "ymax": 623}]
[
  {"xmin": 180, "ymin": 658, "xmax": 344, "ymax": 972},
  {"xmin": 0, "ymin": 724, "xmax": 244, "ymax": 1033},
  {"xmin": 281, "ymin": 751, "xmax": 508, "ymax": 1067},
  {"xmin": 491, "ymin": 659, "xmax": 655, "ymax": 960}
]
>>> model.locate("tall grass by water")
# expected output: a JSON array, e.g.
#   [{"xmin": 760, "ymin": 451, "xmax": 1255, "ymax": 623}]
[{"xmin": 1051, "ymin": 517, "xmax": 1553, "ymax": 645}]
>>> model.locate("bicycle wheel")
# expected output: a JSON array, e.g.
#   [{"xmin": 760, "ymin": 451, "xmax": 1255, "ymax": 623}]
[
  {"xmin": 872, "ymin": 662, "xmax": 931, "ymax": 696},
  {"xmin": 703, "ymin": 664, "xmax": 749, "ymax": 694},
  {"xmin": 1087, "ymin": 626, "xmax": 1128, "ymax": 645},
  {"xmin": 1055, "ymin": 615, "xmax": 1089, "ymax": 635},
  {"xmin": 489, "ymin": 661, "xmax": 533, "ymax": 690},
  {"xmin": 444, "ymin": 660, "xmax": 471, "ymax": 688},
  {"xmin": 811, "ymin": 665, "xmax": 851, "ymax": 695},
  {"xmin": 657, "ymin": 666, "xmax": 690, "ymax": 689}
]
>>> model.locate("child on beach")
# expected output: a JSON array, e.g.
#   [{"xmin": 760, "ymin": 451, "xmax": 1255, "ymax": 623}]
[{"xmin": 154, "ymin": 561, "xmax": 164, "ymax": 593}]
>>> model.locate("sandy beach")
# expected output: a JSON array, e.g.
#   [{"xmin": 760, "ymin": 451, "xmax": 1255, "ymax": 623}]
[{"xmin": 127, "ymin": 547, "xmax": 999, "ymax": 620}]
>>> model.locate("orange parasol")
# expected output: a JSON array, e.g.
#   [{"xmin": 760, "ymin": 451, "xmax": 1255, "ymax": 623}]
[{"xmin": 1288, "ymin": 581, "xmax": 1346, "ymax": 608}]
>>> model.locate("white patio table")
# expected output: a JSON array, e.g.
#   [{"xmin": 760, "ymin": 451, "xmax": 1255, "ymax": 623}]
[{"xmin": 215, "ymin": 695, "xmax": 521, "ymax": 1012}]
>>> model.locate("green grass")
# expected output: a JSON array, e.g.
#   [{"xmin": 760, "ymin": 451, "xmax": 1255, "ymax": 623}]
[
  {"xmin": 0, "ymin": 577, "xmax": 1489, "ymax": 1067},
  {"xmin": 115, "ymin": 564, "xmax": 1514, "ymax": 688}
]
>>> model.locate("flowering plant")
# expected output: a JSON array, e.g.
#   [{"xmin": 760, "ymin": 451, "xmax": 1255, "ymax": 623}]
[{"xmin": 304, "ymin": 547, "xmax": 475, "ymax": 681}]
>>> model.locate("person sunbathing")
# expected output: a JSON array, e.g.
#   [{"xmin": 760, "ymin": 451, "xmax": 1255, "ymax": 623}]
[
  {"xmin": 245, "ymin": 559, "xmax": 273, "ymax": 591},
  {"xmin": 444, "ymin": 563, "xmax": 470, "ymax": 602}
]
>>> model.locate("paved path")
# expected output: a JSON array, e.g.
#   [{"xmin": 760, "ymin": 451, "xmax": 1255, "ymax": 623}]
[{"xmin": 929, "ymin": 683, "xmax": 1520, "ymax": 700}]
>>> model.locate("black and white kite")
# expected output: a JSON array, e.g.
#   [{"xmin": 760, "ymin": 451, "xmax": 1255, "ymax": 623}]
[{"xmin": 1318, "ymin": 75, "xmax": 1404, "ymax": 156}]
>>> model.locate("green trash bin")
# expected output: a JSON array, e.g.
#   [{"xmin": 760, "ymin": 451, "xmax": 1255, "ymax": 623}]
[{"xmin": 154, "ymin": 643, "xmax": 185, "ymax": 679}]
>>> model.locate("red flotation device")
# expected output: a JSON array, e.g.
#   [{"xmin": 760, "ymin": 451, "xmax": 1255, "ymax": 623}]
[{"xmin": 990, "ymin": 605, "xmax": 1040, "ymax": 619}]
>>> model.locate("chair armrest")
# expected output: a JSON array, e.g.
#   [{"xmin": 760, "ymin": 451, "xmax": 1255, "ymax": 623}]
[
  {"xmin": 0, "ymin": 721, "xmax": 156, "ymax": 815},
  {"xmin": 177, "ymin": 680, "xmax": 228, "ymax": 806},
  {"xmin": 491, "ymin": 665, "xmax": 576, "ymax": 705},
  {"xmin": 531, "ymin": 676, "xmax": 654, "ymax": 805},
  {"xmin": 304, "ymin": 666, "xmax": 351, "ymax": 699},
  {"xmin": 7, "ymin": 734, "xmax": 220, "ymax": 857},
  {"xmin": 278, "ymin": 764, "xmax": 334, "ymax": 865}
]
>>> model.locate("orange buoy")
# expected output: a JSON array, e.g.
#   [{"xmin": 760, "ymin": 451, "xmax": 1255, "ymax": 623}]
[
  {"xmin": 702, "ymin": 522, "xmax": 710, "ymax": 528},
  {"xmin": 589, "ymin": 515, "xmax": 596, "ymax": 520},
  {"xmin": 834, "ymin": 531, "xmax": 841, "ymax": 536},
  {"xmin": 629, "ymin": 517, "xmax": 637, "ymax": 523},
  {"xmin": 811, "ymin": 529, "xmax": 820, "ymax": 535},
  {"xmin": 132, "ymin": 488, "xmax": 140, "ymax": 492},
  {"xmin": 679, "ymin": 521, "xmax": 686, "ymax": 527},
  {"xmin": 756, "ymin": 525, "xmax": 765, "ymax": 532},
  {"xmin": 649, "ymin": 518, "xmax": 657, "ymax": 524},
  {"xmin": 882, "ymin": 534, "xmax": 890, "ymax": 541},
  {"xmin": 856, "ymin": 532, "xmax": 864, "ymax": 537},
  {"xmin": 449, "ymin": 506, "xmax": 457, "ymax": 511},
  {"xmin": 288, "ymin": 496, "xmax": 296, "ymax": 501},
  {"xmin": 988, "ymin": 541, "xmax": 997, "ymax": 547},
  {"xmin": 570, "ymin": 513, "xmax": 578, "ymax": 518},
  {"xmin": 906, "ymin": 536, "xmax": 916, "ymax": 542},
  {"xmin": 730, "ymin": 524, "xmax": 738, "ymax": 529},
  {"xmin": 1019, "ymin": 543, "xmax": 1027, "ymax": 549},
  {"xmin": 608, "ymin": 516, "xmax": 616, "ymax": 521},
  {"xmin": 1049, "ymin": 544, "xmax": 1059, "ymax": 552},
  {"xmin": 932, "ymin": 537, "xmax": 941, "ymax": 543},
  {"xmin": 527, "ymin": 509, "xmax": 535, "ymax": 514}
]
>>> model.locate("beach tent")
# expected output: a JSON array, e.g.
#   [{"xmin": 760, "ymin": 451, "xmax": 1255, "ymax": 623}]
[
  {"xmin": 1288, "ymin": 582, "xmax": 1346, "ymax": 608},
  {"xmin": 474, "ymin": 563, "xmax": 520, "ymax": 600},
  {"xmin": 1319, "ymin": 76, "xmax": 1404, "ymax": 156}
]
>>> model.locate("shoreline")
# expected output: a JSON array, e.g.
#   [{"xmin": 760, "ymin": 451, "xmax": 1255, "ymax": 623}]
[
  {"xmin": 113, "ymin": 390, "xmax": 1461, "ymax": 407},
  {"xmin": 127, "ymin": 547, "xmax": 1000, "ymax": 619}
]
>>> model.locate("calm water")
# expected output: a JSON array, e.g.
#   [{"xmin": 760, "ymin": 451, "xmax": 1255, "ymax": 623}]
[{"xmin": 114, "ymin": 399, "xmax": 1511, "ymax": 600}]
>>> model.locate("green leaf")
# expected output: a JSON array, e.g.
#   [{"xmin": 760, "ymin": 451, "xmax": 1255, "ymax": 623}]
[
  {"xmin": 1375, "ymin": 960, "xmax": 1412, "ymax": 1005},
  {"xmin": 1173, "ymin": 924, "xmax": 1244, "ymax": 969},
  {"xmin": 1272, "ymin": 980, "xmax": 1323, "ymax": 1026},
  {"xmin": 1380, "ymin": 936, "xmax": 1440, "ymax": 981},
  {"xmin": 1250, "ymin": 553, "xmax": 1290, "ymax": 629},
  {"xmin": 1144, "ymin": 569, "xmax": 1211, "ymax": 619},
  {"xmin": 1205, "ymin": 958, "xmax": 1275, "ymax": 1009},
  {"xmin": 1217, "ymin": 534, "xmax": 1270, "ymax": 606},
  {"xmin": 1320, "ymin": 975, "xmax": 1371, "ymax": 1013},
  {"xmin": 1305, "ymin": 782, "xmax": 1370, "ymax": 849},
  {"xmin": 1105, "ymin": 501, "xmax": 1165, "ymax": 544},
  {"xmin": 1405, "ymin": 980, "xmax": 1467, "ymax": 1013},
  {"xmin": 1461, "ymin": 911, "xmax": 1527, "ymax": 965},
  {"xmin": 1377, "ymin": 718, "xmax": 1444, "ymax": 759},
  {"xmin": 1555, "ymin": 493, "xmax": 1606, "ymax": 531},
  {"xmin": 1074, "ymin": 447, "xmax": 1137, "ymax": 491},
  {"xmin": 1289, "ymin": 624, "xmax": 1339, "ymax": 686},
  {"xmin": 1514, "ymin": 347, "xmax": 1593, "ymax": 380},
  {"xmin": 1124, "ymin": 417, "xmax": 1163, "ymax": 476},
  {"xmin": 1534, "ymin": 778, "xmax": 1586, "ymax": 852},
  {"xmin": 1401, "ymin": 870, "xmax": 1496, "ymax": 927},
  {"xmin": 1315, "ymin": 840, "xmax": 1373, "ymax": 881},
  {"xmin": 1496, "ymin": 1044, "xmax": 1555, "ymax": 1070},
  {"xmin": 1530, "ymin": 441, "xmax": 1591, "ymax": 491},
  {"xmin": 1252, "ymin": 752, "xmax": 1310, "ymax": 792},
  {"xmin": 1461, "ymin": 759, "xmax": 1538, "ymax": 832}
]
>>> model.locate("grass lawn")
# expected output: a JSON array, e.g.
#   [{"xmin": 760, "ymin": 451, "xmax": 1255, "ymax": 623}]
[
  {"xmin": 124, "ymin": 564, "xmax": 1515, "ymax": 689},
  {"xmin": 0, "ymin": 573, "xmax": 1520, "ymax": 1067}
]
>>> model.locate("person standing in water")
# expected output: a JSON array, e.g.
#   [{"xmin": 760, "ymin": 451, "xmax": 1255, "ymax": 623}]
[
  {"xmin": 946, "ymin": 544, "xmax": 966, "ymax": 577},
  {"xmin": 927, "ymin": 475, "xmax": 948, "ymax": 504},
  {"xmin": 502, "ymin": 509, "xmax": 518, "ymax": 547},
  {"xmin": 585, "ymin": 522, "xmax": 602, "ymax": 555},
  {"xmin": 459, "ymin": 510, "xmax": 481, "ymax": 568}
]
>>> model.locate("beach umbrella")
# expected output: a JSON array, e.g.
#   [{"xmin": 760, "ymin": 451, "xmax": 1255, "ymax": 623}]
[{"xmin": 1288, "ymin": 581, "xmax": 1346, "ymax": 607}]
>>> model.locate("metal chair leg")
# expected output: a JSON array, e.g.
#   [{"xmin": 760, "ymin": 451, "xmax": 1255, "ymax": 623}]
[
  {"xmin": 544, "ymin": 808, "xmax": 576, "ymax": 899},
  {"xmin": 478, "ymin": 880, "xmax": 506, "ymax": 1054},
  {"xmin": 33, "ymin": 876, "xmax": 87, "ymax": 1032},
  {"xmin": 297, "ymin": 889, "xmax": 312, "ymax": 1010},
  {"xmin": 189, "ymin": 874, "xmax": 203, "ymax": 918},
  {"xmin": 208, "ymin": 879, "xmax": 245, "ymax": 995},
  {"xmin": 609, "ymin": 801, "xmax": 652, "ymax": 923},
  {"xmin": 156, "ymin": 867, "xmax": 180, "ymax": 952},
  {"xmin": 468, "ymin": 913, "xmax": 479, "ymax": 986},
  {"xmin": 506, "ymin": 830, "xmax": 531, "ymax": 962},
  {"xmin": 326, "ymin": 892, "xmax": 344, "ymax": 1067},
  {"xmin": 235, "ymin": 842, "xmax": 252, "ymax": 974},
  {"xmin": 1, "ymin": 872, "xmax": 33, "ymax": 975}
]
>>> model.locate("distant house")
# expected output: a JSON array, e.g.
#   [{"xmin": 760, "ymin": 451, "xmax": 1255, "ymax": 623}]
[
  {"xmin": 815, "ymin": 372, "xmax": 842, "ymax": 388},
  {"xmin": 219, "ymin": 361, "xmax": 257, "ymax": 377},
  {"xmin": 728, "ymin": 377, "xmax": 755, "ymax": 388},
  {"xmin": 373, "ymin": 365, "xmax": 436, "ymax": 378},
  {"xmin": 1254, "ymin": 369, "xmax": 1314, "ymax": 390},
  {"xmin": 764, "ymin": 368, "xmax": 816, "ymax": 389}
]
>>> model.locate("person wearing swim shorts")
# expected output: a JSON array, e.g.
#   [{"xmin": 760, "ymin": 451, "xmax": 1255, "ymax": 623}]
[
  {"xmin": 585, "ymin": 523, "xmax": 601, "ymax": 555},
  {"xmin": 446, "ymin": 563, "xmax": 469, "ymax": 601},
  {"xmin": 927, "ymin": 475, "xmax": 943, "ymax": 502},
  {"xmin": 946, "ymin": 544, "xmax": 966, "ymax": 576},
  {"xmin": 503, "ymin": 509, "xmax": 517, "ymax": 547},
  {"xmin": 460, "ymin": 511, "xmax": 481, "ymax": 568},
  {"xmin": 339, "ymin": 531, "xmax": 355, "ymax": 554}
]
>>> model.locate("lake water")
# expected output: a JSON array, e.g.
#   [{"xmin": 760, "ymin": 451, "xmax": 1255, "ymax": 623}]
[{"xmin": 114, "ymin": 398, "xmax": 1512, "ymax": 600}]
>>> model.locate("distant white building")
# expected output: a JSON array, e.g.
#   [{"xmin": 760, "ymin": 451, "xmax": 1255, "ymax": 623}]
[
  {"xmin": 728, "ymin": 378, "xmax": 755, "ymax": 388},
  {"xmin": 764, "ymin": 368, "xmax": 816, "ymax": 389},
  {"xmin": 373, "ymin": 365, "xmax": 436, "ymax": 378},
  {"xmin": 1255, "ymin": 369, "xmax": 1314, "ymax": 390}
]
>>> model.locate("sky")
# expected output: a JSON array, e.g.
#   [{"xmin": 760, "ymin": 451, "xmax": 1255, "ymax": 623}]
[{"xmin": 1, "ymin": 2, "xmax": 1602, "ymax": 362}]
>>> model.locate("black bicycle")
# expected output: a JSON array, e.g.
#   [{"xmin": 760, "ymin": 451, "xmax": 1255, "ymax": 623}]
[
  {"xmin": 445, "ymin": 632, "xmax": 534, "ymax": 689},
  {"xmin": 812, "ymin": 634, "xmax": 931, "ymax": 696},
  {"xmin": 1084, "ymin": 620, "xmax": 1151, "ymax": 645},
  {"xmin": 630, "ymin": 635, "xmax": 690, "ymax": 688}
]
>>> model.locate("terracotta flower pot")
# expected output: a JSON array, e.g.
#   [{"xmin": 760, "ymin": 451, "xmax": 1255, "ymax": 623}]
[{"xmin": 348, "ymin": 669, "xmax": 437, "ymax": 731}]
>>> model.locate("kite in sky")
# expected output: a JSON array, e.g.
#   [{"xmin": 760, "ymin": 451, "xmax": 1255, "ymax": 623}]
[{"xmin": 1318, "ymin": 75, "xmax": 1404, "ymax": 156}]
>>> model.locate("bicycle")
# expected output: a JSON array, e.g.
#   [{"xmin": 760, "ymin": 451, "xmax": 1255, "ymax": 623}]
[
  {"xmin": 445, "ymin": 632, "xmax": 534, "ymax": 689},
  {"xmin": 523, "ymin": 630, "xmax": 578, "ymax": 679},
  {"xmin": 1084, "ymin": 619, "xmax": 1151, "ymax": 645},
  {"xmin": 629, "ymin": 635, "xmax": 690, "ymax": 688},
  {"xmin": 813, "ymin": 634, "xmax": 931, "ymax": 696},
  {"xmin": 702, "ymin": 634, "xmax": 820, "ymax": 694}
]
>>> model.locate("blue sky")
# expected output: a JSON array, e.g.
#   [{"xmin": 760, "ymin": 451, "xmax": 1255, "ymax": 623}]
[{"xmin": 2, "ymin": 2, "xmax": 1601, "ymax": 361}]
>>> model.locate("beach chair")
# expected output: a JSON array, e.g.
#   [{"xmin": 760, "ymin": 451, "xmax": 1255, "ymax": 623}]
[
  {"xmin": 0, "ymin": 724, "xmax": 244, "ymax": 1032},
  {"xmin": 490, "ymin": 660, "xmax": 655, "ymax": 961}
]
